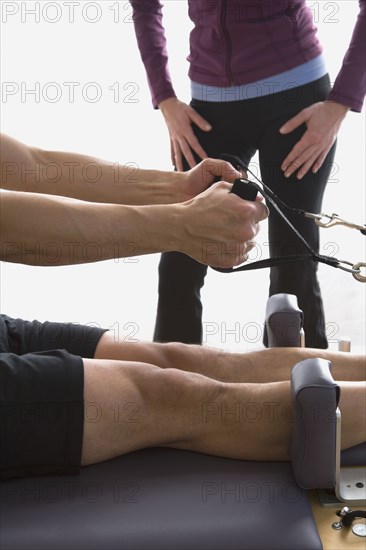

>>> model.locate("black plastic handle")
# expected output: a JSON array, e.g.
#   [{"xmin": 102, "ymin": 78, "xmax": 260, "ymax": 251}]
[{"xmin": 230, "ymin": 178, "xmax": 258, "ymax": 201}]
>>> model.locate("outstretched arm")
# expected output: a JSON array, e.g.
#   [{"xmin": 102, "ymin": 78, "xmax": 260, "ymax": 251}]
[
  {"xmin": 0, "ymin": 189, "xmax": 182, "ymax": 266},
  {"xmin": 0, "ymin": 182, "xmax": 267, "ymax": 267},
  {"xmin": 0, "ymin": 134, "xmax": 240, "ymax": 204}
]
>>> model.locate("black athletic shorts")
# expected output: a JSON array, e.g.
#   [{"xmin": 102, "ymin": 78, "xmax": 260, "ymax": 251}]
[{"xmin": 0, "ymin": 314, "xmax": 107, "ymax": 480}]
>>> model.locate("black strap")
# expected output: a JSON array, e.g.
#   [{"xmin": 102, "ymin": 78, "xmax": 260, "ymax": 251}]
[
  {"xmin": 338, "ymin": 509, "xmax": 366, "ymax": 528},
  {"xmin": 220, "ymin": 153, "xmax": 310, "ymax": 218},
  {"xmin": 214, "ymin": 254, "xmax": 340, "ymax": 274},
  {"xmin": 212, "ymin": 154, "xmax": 343, "ymax": 274}
]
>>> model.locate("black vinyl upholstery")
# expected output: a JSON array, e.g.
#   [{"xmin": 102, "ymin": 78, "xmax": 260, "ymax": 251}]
[{"xmin": 0, "ymin": 448, "xmax": 322, "ymax": 550}]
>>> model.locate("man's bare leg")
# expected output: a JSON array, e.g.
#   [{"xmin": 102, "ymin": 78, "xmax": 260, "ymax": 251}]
[
  {"xmin": 81, "ymin": 357, "xmax": 366, "ymax": 467},
  {"xmin": 94, "ymin": 333, "xmax": 366, "ymax": 383}
]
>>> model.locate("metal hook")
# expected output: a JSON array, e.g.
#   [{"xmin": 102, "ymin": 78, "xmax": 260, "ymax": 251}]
[
  {"xmin": 305, "ymin": 212, "xmax": 366, "ymax": 232},
  {"xmin": 315, "ymin": 213, "xmax": 341, "ymax": 228}
]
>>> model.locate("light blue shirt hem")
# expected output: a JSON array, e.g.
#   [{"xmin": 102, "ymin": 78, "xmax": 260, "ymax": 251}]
[{"xmin": 190, "ymin": 54, "xmax": 327, "ymax": 102}]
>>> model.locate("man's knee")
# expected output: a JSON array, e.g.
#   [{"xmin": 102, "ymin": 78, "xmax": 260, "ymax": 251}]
[{"xmin": 160, "ymin": 341, "xmax": 202, "ymax": 370}]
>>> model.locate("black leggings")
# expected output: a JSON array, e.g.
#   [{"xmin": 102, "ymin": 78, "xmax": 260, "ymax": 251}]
[{"xmin": 154, "ymin": 75, "xmax": 336, "ymax": 348}]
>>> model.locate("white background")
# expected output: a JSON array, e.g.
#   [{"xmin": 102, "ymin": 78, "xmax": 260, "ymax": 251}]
[{"xmin": 1, "ymin": 0, "xmax": 365, "ymax": 352}]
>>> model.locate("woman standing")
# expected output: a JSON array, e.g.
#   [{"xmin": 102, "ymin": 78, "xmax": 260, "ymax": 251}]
[{"xmin": 130, "ymin": 0, "xmax": 366, "ymax": 348}]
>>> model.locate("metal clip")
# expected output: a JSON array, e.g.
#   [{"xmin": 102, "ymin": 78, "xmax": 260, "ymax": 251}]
[
  {"xmin": 334, "ymin": 261, "xmax": 365, "ymax": 283},
  {"xmin": 305, "ymin": 212, "xmax": 366, "ymax": 232},
  {"xmin": 336, "ymin": 260, "xmax": 361, "ymax": 274}
]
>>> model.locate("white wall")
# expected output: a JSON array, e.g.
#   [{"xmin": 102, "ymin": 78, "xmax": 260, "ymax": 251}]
[{"xmin": 1, "ymin": 1, "xmax": 365, "ymax": 352}]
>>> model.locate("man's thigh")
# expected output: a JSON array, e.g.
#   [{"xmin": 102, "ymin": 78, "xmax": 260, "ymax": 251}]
[{"xmin": 1, "ymin": 314, "xmax": 107, "ymax": 356}]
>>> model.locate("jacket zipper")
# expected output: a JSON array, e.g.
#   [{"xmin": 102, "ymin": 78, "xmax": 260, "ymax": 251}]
[{"xmin": 220, "ymin": 0, "xmax": 235, "ymax": 85}]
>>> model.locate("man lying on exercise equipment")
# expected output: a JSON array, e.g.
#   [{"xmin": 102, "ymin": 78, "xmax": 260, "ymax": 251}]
[{"xmin": 0, "ymin": 134, "xmax": 365, "ymax": 481}]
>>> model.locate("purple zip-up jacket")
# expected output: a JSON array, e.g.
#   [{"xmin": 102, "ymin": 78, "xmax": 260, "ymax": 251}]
[{"xmin": 130, "ymin": 0, "xmax": 366, "ymax": 112}]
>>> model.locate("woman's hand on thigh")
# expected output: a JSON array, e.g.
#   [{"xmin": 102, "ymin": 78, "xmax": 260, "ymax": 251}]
[
  {"xmin": 279, "ymin": 101, "xmax": 349, "ymax": 180},
  {"xmin": 159, "ymin": 97, "xmax": 212, "ymax": 171}
]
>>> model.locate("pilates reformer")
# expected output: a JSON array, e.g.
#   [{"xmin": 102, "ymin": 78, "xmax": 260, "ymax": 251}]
[
  {"xmin": 1, "ymin": 166, "xmax": 365, "ymax": 549},
  {"xmin": 1, "ymin": 293, "xmax": 365, "ymax": 550}
]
